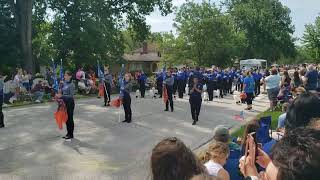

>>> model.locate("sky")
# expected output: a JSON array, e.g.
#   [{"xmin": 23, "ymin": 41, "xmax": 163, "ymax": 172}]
[{"xmin": 146, "ymin": 0, "xmax": 320, "ymax": 42}]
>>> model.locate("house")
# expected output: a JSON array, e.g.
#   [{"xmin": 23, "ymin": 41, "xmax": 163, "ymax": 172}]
[{"xmin": 110, "ymin": 43, "xmax": 162, "ymax": 74}]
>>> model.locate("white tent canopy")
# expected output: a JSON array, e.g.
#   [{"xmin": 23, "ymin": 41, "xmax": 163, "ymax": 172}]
[{"xmin": 240, "ymin": 59, "xmax": 267, "ymax": 69}]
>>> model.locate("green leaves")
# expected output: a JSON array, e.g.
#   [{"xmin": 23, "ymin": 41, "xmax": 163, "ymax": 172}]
[
  {"xmin": 226, "ymin": 0, "xmax": 296, "ymax": 61},
  {"xmin": 302, "ymin": 16, "xmax": 320, "ymax": 61}
]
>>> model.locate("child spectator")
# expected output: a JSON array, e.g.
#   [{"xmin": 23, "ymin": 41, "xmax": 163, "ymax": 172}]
[
  {"xmin": 151, "ymin": 137, "xmax": 205, "ymax": 180},
  {"xmin": 204, "ymin": 142, "xmax": 230, "ymax": 180}
]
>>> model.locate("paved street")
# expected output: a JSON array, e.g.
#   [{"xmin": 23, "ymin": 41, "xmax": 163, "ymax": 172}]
[{"xmin": 0, "ymin": 93, "xmax": 269, "ymax": 180}]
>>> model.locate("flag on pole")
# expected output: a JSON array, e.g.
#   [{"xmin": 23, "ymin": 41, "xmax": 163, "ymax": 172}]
[
  {"xmin": 97, "ymin": 61, "xmax": 105, "ymax": 80},
  {"xmin": 111, "ymin": 64, "xmax": 125, "ymax": 108},
  {"xmin": 59, "ymin": 59, "xmax": 64, "ymax": 81},
  {"xmin": 97, "ymin": 61, "xmax": 106, "ymax": 97},
  {"xmin": 162, "ymin": 64, "xmax": 168, "ymax": 104},
  {"xmin": 52, "ymin": 60, "xmax": 59, "ymax": 92}
]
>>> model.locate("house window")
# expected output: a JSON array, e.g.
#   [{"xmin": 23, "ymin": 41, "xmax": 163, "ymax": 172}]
[{"xmin": 129, "ymin": 63, "xmax": 143, "ymax": 71}]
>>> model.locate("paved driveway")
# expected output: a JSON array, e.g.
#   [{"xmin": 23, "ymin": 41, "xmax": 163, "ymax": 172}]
[{"xmin": 0, "ymin": 93, "xmax": 269, "ymax": 180}]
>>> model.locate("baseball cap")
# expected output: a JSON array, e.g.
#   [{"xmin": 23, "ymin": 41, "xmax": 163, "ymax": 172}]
[{"xmin": 213, "ymin": 125, "xmax": 231, "ymax": 142}]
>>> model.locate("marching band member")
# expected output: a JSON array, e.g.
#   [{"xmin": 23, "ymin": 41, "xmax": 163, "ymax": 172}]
[
  {"xmin": 121, "ymin": 73, "xmax": 133, "ymax": 123},
  {"xmin": 57, "ymin": 71, "xmax": 75, "ymax": 140},
  {"xmin": 164, "ymin": 70, "xmax": 174, "ymax": 112},
  {"xmin": 156, "ymin": 72, "xmax": 163, "ymax": 98},
  {"xmin": 137, "ymin": 71, "xmax": 147, "ymax": 98},
  {"xmin": 177, "ymin": 69, "xmax": 185, "ymax": 99},
  {"xmin": 207, "ymin": 70, "xmax": 215, "ymax": 101},
  {"xmin": 189, "ymin": 76, "xmax": 203, "ymax": 125},
  {"xmin": 217, "ymin": 69, "xmax": 224, "ymax": 98}
]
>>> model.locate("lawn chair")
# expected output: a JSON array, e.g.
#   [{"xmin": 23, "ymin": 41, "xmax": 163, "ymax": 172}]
[
  {"xmin": 256, "ymin": 116, "xmax": 272, "ymax": 145},
  {"xmin": 224, "ymin": 149, "xmax": 243, "ymax": 180}
]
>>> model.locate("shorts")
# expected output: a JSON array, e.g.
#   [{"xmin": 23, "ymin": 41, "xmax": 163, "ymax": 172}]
[{"xmin": 267, "ymin": 88, "xmax": 279, "ymax": 102}]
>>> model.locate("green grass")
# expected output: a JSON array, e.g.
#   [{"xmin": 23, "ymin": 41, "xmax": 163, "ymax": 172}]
[{"xmin": 231, "ymin": 110, "xmax": 283, "ymax": 138}]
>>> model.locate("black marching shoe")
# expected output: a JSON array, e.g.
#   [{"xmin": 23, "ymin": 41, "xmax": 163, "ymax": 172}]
[
  {"xmin": 64, "ymin": 135, "xmax": 73, "ymax": 141},
  {"xmin": 164, "ymin": 109, "xmax": 169, "ymax": 112},
  {"xmin": 0, "ymin": 125, "xmax": 4, "ymax": 128},
  {"xmin": 192, "ymin": 120, "xmax": 197, "ymax": 125},
  {"xmin": 122, "ymin": 120, "xmax": 128, "ymax": 123}
]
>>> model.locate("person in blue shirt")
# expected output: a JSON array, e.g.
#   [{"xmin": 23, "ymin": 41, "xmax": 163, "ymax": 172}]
[
  {"xmin": 137, "ymin": 71, "xmax": 147, "ymax": 98},
  {"xmin": 177, "ymin": 69, "xmax": 185, "ymax": 99},
  {"xmin": 156, "ymin": 72, "xmax": 163, "ymax": 98},
  {"xmin": 305, "ymin": 65, "xmax": 319, "ymax": 91},
  {"xmin": 252, "ymin": 69, "xmax": 262, "ymax": 96},
  {"xmin": 189, "ymin": 76, "xmax": 203, "ymax": 125},
  {"xmin": 216, "ymin": 69, "xmax": 224, "ymax": 98},
  {"xmin": 243, "ymin": 70, "xmax": 255, "ymax": 111},
  {"xmin": 57, "ymin": 71, "xmax": 76, "ymax": 140},
  {"xmin": 121, "ymin": 73, "xmax": 133, "ymax": 123},
  {"xmin": 172, "ymin": 68, "xmax": 178, "ymax": 97},
  {"xmin": 207, "ymin": 71, "xmax": 215, "ymax": 101}
]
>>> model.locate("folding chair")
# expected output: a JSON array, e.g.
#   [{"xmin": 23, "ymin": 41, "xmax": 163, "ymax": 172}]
[
  {"xmin": 224, "ymin": 149, "xmax": 243, "ymax": 180},
  {"xmin": 257, "ymin": 116, "xmax": 272, "ymax": 145}
]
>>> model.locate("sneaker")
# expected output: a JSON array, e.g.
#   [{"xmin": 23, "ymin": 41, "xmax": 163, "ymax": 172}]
[{"xmin": 64, "ymin": 137, "xmax": 72, "ymax": 141}]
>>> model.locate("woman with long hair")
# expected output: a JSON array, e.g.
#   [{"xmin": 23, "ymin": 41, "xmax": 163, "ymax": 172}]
[
  {"xmin": 56, "ymin": 71, "xmax": 75, "ymax": 140},
  {"xmin": 291, "ymin": 71, "xmax": 302, "ymax": 88},
  {"xmin": 150, "ymin": 137, "xmax": 205, "ymax": 180}
]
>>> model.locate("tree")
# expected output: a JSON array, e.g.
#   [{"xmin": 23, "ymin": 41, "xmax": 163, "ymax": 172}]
[
  {"xmin": 225, "ymin": 0, "xmax": 296, "ymax": 61},
  {"xmin": 8, "ymin": 0, "xmax": 34, "ymax": 72},
  {"xmin": 174, "ymin": 1, "xmax": 245, "ymax": 67},
  {"xmin": 302, "ymin": 16, "xmax": 320, "ymax": 62},
  {"xmin": 0, "ymin": 0, "xmax": 20, "ymax": 73},
  {"xmin": 48, "ymin": 0, "xmax": 173, "ymax": 67}
]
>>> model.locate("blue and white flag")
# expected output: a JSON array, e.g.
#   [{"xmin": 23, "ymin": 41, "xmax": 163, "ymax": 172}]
[{"xmin": 119, "ymin": 64, "xmax": 125, "ymax": 98}]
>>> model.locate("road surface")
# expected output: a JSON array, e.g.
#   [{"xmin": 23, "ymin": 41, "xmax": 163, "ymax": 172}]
[{"xmin": 0, "ymin": 93, "xmax": 269, "ymax": 180}]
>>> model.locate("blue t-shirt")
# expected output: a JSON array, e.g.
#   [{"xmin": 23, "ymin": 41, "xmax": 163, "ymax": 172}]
[
  {"xmin": 277, "ymin": 113, "xmax": 286, "ymax": 129},
  {"xmin": 306, "ymin": 70, "xmax": 318, "ymax": 90},
  {"xmin": 244, "ymin": 76, "xmax": 255, "ymax": 93},
  {"xmin": 190, "ymin": 83, "xmax": 203, "ymax": 100}
]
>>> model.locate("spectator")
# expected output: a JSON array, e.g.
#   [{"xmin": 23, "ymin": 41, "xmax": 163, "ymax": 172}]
[
  {"xmin": 151, "ymin": 137, "xmax": 205, "ymax": 180},
  {"xmin": 22, "ymin": 70, "xmax": 32, "ymax": 91},
  {"xmin": 239, "ymin": 128, "xmax": 320, "ymax": 180},
  {"xmin": 190, "ymin": 174, "xmax": 220, "ymax": 180},
  {"xmin": 241, "ymin": 120, "xmax": 260, "ymax": 154},
  {"xmin": 291, "ymin": 71, "xmax": 302, "ymax": 88},
  {"xmin": 265, "ymin": 68, "xmax": 281, "ymax": 111},
  {"xmin": 305, "ymin": 65, "xmax": 318, "ymax": 91},
  {"xmin": 243, "ymin": 70, "xmax": 255, "ymax": 111},
  {"xmin": 285, "ymin": 92, "xmax": 320, "ymax": 131},
  {"xmin": 0, "ymin": 73, "xmax": 6, "ymax": 128},
  {"xmin": 213, "ymin": 125, "xmax": 241, "ymax": 151},
  {"xmin": 31, "ymin": 80, "xmax": 45, "ymax": 103},
  {"xmin": 276, "ymin": 103, "xmax": 289, "ymax": 131},
  {"xmin": 280, "ymin": 70, "xmax": 291, "ymax": 88},
  {"xmin": 204, "ymin": 142, "xmax": 230, "ymax": 180}
]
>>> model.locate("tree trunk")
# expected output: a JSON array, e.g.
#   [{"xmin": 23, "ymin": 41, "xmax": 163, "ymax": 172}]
[{"xmin": 17, "ymin": 0, "xmax": 34, "ymax": 73}]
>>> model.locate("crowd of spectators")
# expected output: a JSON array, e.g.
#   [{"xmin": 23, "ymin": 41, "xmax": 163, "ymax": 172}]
[{"xmin": 148, "ymin": 64, "xmax": 320, "ymax": 180}]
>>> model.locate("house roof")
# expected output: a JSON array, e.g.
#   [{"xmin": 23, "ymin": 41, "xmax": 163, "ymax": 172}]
[{"xmin": 123, "ymin": 52, "xmax": 161, "ymax": 62}]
